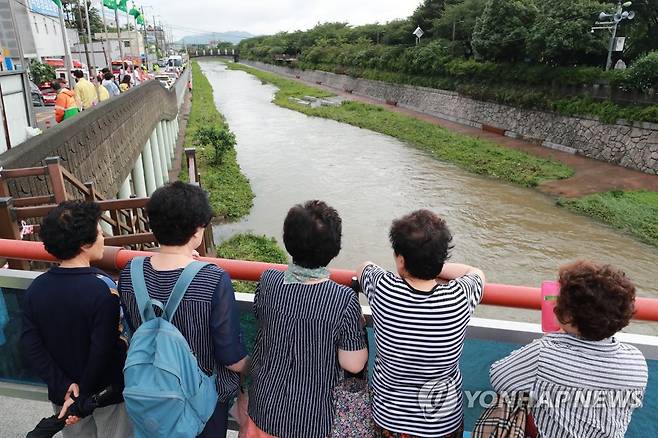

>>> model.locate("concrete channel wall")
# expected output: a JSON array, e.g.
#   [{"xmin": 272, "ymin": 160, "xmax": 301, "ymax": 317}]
[
  {"xmin": 0, "ymin": 68, "xmax": 190, "ymax": 198},
  {"xmin": 244, "ymin": 60, "xmax": 658, "ymax": 175}
]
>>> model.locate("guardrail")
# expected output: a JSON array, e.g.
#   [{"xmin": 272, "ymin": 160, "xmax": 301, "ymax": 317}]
[{"xmin": 0, "ymin": 238, "xmax": 657, "ymax": 321}]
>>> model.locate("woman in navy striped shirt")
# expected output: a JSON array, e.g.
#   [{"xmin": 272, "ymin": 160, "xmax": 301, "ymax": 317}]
[
  {"xmin": 119, "ymin": 182, "xmax": 248, "ymax": 438},
  {"xmin": 358, "ymin": 210, "xmax": 485, "ymax": 438},
  {"xmin": 244, "ymin": 200, "xmax": 369, "ymax": 438},
  {"xmin": 490, "ymin": 261, "xmax": 648, "ymax": 438}
]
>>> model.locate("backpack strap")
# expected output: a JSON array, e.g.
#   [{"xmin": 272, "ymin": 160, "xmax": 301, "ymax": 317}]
[
  {"xmin": 130, "ymin": 257, "xmax": 158, "ymax": 323},
  {"xmin": 163, "ymin": 261, "xmax": 211, "ymax": 322}
]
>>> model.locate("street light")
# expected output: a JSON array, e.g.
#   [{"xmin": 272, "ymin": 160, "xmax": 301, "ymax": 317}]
[{"xmin": 591, "ymin": 1, "xmax": 636, "ymax": 70}]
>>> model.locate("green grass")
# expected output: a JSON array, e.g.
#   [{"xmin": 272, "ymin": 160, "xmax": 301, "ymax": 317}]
[
  {"xmin": 559, "ymin": 190, "xmax": 658, "ymax": 247},
  {"xmin": 180, "ymin": 62, "xmax": 254, "ymax": 220},
  {"xmin": 227, "ymin": 62, "xmax": 573, "ymax": 187},
  {"xmin": 217, "ymin": 233, "xmax": 288, "ymax": 353}
]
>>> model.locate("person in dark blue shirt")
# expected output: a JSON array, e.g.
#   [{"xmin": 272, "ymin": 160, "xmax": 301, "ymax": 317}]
[{"xmin": 21, "ymin": 201, "xmax": 132, "ymax": 438}]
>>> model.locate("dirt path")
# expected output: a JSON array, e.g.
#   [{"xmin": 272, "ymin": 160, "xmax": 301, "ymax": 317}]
[{"xmin": 283, "ymin": 73, "xmax": 658, "ymax": 198}]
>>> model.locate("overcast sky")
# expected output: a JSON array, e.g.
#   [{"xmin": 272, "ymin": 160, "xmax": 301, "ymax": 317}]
[{"xmin": 139, "ymin": 0, "xmax": 421, "ymax": 39}]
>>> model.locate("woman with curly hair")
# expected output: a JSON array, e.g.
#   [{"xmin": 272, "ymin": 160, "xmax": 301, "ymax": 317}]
[{"xmin": 490, "ymin": 261, "xmax": 648, "ymax": 438}]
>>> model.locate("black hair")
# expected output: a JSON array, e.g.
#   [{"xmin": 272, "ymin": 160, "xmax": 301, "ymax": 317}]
[
  {"xmin": 73, "ymin": 70, "xmax": 84, "ymax": 79},
  {"xmin": 51, "ymin": 80, "xmax": 62, "ymax": 91},
  {"xmin": 283, "ymin": 200, "xmax": 341, "ymax": 269},
  {"xmin": 389, "ymin": 210, "xmax": 453, "ymax": 280},
  {"xmin": 103, "ymin": 72, "xmax": 114, "ymax": 81},
  {"xmin": 101, "ymin": 67, "xmax": 110, "ymax": 74},
  {"xmin": 146, "ymin": 181, "xmax": 213, "ymax": 246},
  {"xmin": 40, "ymin": 201, "xmax": 102, "ymax": 260},
  {"xmin": 122, "ymin": 75, "xmax": 131, "ymax": 84}
]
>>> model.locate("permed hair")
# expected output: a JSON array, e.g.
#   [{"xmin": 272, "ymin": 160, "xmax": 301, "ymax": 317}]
[{"xmin": 40, "ymin": 200, "xmax": 102, "ymax": 260}]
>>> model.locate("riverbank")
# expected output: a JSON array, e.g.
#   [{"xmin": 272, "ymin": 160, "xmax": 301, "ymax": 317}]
[
  {"xmin": 181, "ymin": 62, "xmax": 254, "ymax": 221},
  {"xmin": 227, "ymin": 63, "xmax": 572, "ymax": 188},
  {"xmin": 225, "ymin": 61, "xmax": 658, "ymax": 247}
]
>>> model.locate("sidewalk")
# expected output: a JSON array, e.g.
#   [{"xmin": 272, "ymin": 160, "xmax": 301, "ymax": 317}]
[{"xmin": 283, "ymin": 72, "xmax": 658, "ymax": 198}]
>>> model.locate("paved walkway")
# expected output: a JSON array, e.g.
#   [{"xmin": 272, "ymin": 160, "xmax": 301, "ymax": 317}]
[{"xmin": 274, "ymin": 69, "xmax": 658, "ymax": 198}]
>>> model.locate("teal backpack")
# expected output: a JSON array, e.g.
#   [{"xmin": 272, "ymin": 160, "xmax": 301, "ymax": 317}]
[{"xmin": 123, "ymin": 257, "xmax": 218, "ymax": 438}]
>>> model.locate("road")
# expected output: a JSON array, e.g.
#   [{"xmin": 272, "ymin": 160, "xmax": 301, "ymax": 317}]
[{"xmin": 33, "ymin": 105, "xmax": 55, "ymax": 131}]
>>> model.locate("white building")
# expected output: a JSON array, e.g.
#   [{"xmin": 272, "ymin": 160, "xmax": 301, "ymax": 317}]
[{"xmin": 95, "ymin": 31, "xmax": 145, "ymax": 64}]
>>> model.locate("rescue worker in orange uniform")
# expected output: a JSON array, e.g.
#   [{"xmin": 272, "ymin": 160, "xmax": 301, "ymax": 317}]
[{"xmin": 52, "ymin": 80, "xmax": 79, "ymax": 123}]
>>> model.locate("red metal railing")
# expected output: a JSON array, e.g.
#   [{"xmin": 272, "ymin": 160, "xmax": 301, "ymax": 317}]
[{"xmin": 1, "ymin": 238, "xmax": 657, "ymax": 322}]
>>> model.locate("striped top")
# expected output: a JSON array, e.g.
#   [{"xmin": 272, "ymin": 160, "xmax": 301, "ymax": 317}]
[
  {"xmin": 118, "ymin": 258, "xmax": 247, "ymax": 401},
  {"xmin": 360, "ymin": 264, "xmax": 484, "ymax": 437},
  {"xmin": 248, "ymin": 269, "xmax": 367, "ymax": 438},
  {"xmin": 490, "ymin": 333, "xmax": 648, "ymax": 438}
]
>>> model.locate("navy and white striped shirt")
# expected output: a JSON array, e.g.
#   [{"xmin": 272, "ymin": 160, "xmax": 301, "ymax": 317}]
[
  {"xmin": 248, "ymin": 269, "xmax": 367, "ymax": 438},
  {"xmin": 360, "ymin": 264, "xmax": 483, "ymax": 437},
  {"xmin": 118, "ymin": 258, "xmax": 247, "ymax": 401},
  {"xmin": 490, "ymin": 333, "xmax": 648, "ymax": 438}
]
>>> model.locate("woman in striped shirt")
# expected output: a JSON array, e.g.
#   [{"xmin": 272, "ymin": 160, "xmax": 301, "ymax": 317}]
[
  {"xmin": 358, "ymin": 209, "xmax": 485, "ymax": 438},
  {"xmin": 490, "ymin": 261, "xmax": 648, "ymax": 438},
  {"xmin": 244, "ymin": 200, "xmax": 369, "ymax": 438}
]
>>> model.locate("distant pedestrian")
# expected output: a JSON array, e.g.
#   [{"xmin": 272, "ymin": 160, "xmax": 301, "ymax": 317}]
[
  {"xmin": 72, "ymin": 70, "xmax": 97, "ymax": 110},
  {"xmin": 119, "ymin": 75, "xmax": 132, "ymax": 93},
  {"xmin": 102, "ymin": 72, "xmax": 120, "ymax": 97},
  {"xmin": 52, "ymin": 80, "xmax": 79, "ymax": 123},
  {"xmin": 96, "ymin": 79, "xmax": 110, "ymax": 102}
]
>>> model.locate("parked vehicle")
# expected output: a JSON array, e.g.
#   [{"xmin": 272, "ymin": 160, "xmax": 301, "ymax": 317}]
[
  {"xmin": 30, "ymin": 82, "xmax": 45, "ymax": 107},
  {"xmin": 154, "ymin": 74, "xmax": 174, "ymax": 89},
  {"xmin": 38, "ymin": 83, "xmax": 57, "ymax": 106}
]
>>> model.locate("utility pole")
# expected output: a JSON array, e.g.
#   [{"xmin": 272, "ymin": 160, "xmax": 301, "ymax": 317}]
[
  {"xmin": 115, "ymin": 7, "xmax": 125, "ymax": 66},
  {"xmin": 83, "ymin": 0, "xmax": 95, "ymax": 74},
  {"xmin": 56, "ymin": 1, "xmax": 76, "ymax": 86},
  {"xmin": 98, "ymin": 0, "xmax": 111, "ymax": 66},
  {"xmin": 140, "ymin": 7, "xmax": 149, "ymax": 70},
  {"xmin": 152, "ymin": 16, "xmax": 160, "ymax": 59},
  {"xmin": 75, "ymin": 0, "xmax": 93, "ymax": 76}
]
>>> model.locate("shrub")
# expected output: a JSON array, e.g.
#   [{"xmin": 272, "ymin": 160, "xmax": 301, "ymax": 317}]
[
  {"xmin": 194, "ymin": 126, "xmax": 237, "ymax": 164},
  {"xmin": 624, "ymin": 51, "xmax": 658, "ymax": 91}
]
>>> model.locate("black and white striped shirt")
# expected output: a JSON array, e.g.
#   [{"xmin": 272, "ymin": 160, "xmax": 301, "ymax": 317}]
[
  {"xmin": 360, "ymin": 264, "xmax": 483, "ymax": 437},
  {"xmin": 248, "ymin": 269, "xmax": 367, "ymax": 438},
  {"xmin": 490, "ymin": 333, "xmax": 648, "ymax": 438},
  {"xmin": 118, "ymin": 258, "xmax": 247, "ymax": 401}
]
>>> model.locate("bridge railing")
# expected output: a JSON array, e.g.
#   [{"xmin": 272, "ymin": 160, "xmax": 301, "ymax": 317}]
[{"xmin": 0, "ymin": 238, "xmax": 657, "ymax": 322}]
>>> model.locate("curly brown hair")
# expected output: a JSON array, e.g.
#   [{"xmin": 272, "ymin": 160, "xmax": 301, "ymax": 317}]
[{"xmin": 554, "ymin": 261, "xmax": 635, "ymax": 341}]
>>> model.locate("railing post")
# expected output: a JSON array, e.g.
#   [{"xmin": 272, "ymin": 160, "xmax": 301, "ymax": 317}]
[
  {"xmin": 44, "ymin": 157, "xmax": 67, "ymax": 203},
  {"xmin": 149, "ymin": 128, "xmax": 165, "ymax": 188},
  {"xmin": 155, "ymin": 122, "xmax": 169, "ymax": 182},
  {"xmin": 83, "ymin": 181, "xmax": 97, "ymax": 202},
  {"xmin": 131, "ymin": 153, "xmax": 148, "ymax": 198},
  {"xmin": 185, "ymin": 148, "xmax": 198, "ymax": 185},
  {"xmin": 141, "ymin": 139, "xmax": 157, "ymax": 196},
  {"xmin": 0, "ymin": 197, "xmax": 28, "ymax": 269}
]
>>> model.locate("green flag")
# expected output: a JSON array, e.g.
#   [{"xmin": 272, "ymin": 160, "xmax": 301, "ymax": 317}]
[
  {"xmin": 103, "ymin": 0, "xmax": 117, "ymax": 10},
  {"xmin": 51, "ymin": 0, "xmax": 62, "ymax": 7},
  {"xmin": 118, "ymin": 0, "xmax": 128, "ymax": 12},
  {"xmin": 136, "ymin": 14, "xmax": 145, "ymax": 25},
  {"xmin": 129, "ymin": 3, "xmax": 140, "ymax": 18}
]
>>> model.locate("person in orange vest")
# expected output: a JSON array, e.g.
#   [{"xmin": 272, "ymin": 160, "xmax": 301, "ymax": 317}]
[{"xmin": 52, "ymin": 80, "xmax": 79, "ymax": 123}]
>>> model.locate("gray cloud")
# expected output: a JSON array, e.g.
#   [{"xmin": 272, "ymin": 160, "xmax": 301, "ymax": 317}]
[{"xmin": 142, "ymin": 0, "xmax": 420, "ymax": 39}]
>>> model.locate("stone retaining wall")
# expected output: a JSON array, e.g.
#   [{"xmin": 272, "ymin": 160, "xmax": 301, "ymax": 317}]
[
  {"xmin": 0, "ymin": 80, "xmax": 179, "ymax": 198},
  {"xmin": 244, "ymin": 60, "xmax": 658, "ymax": 175}
]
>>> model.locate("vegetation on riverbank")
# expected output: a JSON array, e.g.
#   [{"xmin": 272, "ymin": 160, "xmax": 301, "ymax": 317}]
[
  {"xmin": 228, "ymin": 62, "xmax": 572, "ymax": 187},
  {"xmin": 181, "ymin": 62, "xmax": 253, "ymax": 220},
  {"xmin": 559, "ymin": 191, "xmax": 658, "ymax": 247}
]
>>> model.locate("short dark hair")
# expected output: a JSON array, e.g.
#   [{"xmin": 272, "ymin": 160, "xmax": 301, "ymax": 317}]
[
  {"xmin": 51, "ymin": 80, "xmax": 62, "ymax": 91},
  {"xmin": 122, "ymin": 75, "xmax": 131, "ymax": 84},
  {"xmin": 73, "ymin": 70, "xmax": 84, "ymax": 79},
  {"xmin": 40, "ymin": 201, "xmax": 102, "ymax": 260},
  {"xmin": 103, "ymin": 72, "xmax": 114, "ymax": 81},
  {"xmin": 101, "ymin": 67, "xmax": 110, "ymax": 74},
  {"xmin": 283, "ymin": 200, "xmax": 341, "ymax": 269},
  {"xmin": 389, "ymin": 210, "xmax": 453, "ymax": 280},
  {"xmin": 555, "ymin": 261, "xmax": 635, "ymax": 341},
  {"xmin": 146, "ymin": 181, "xmax": 213, "ymax": 246}
]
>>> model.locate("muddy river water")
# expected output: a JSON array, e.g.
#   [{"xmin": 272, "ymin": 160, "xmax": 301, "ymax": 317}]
[{"xmin": 200, "ymin": 60, "xmax": 658, "ymax": 334}]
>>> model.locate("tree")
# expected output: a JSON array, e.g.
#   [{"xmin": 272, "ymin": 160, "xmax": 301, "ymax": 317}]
[
  {"xmin": 472, "ymin": 0, "xmax": 538, "ymax": 61},
  {"xmin": 410, "ymin": 0, "xmax": 449, "ymax": 38},
  {"xmin": 433, "ymin": 0, "xmax": 487, "ymax": 45},
  {"xmin": 526, "ymin": 0, "xmax": 608, "ymax": 66},
  {"xmin": 616, "ymin": 0, "xmax": 658, "ymax": 60},
  {"xmin": 28, "ymin": 60, "xmax": 56, "ymax": 85},
  {"xmin": 62, "ymin": 1, "xmax": 104, "ymax": 37}
]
